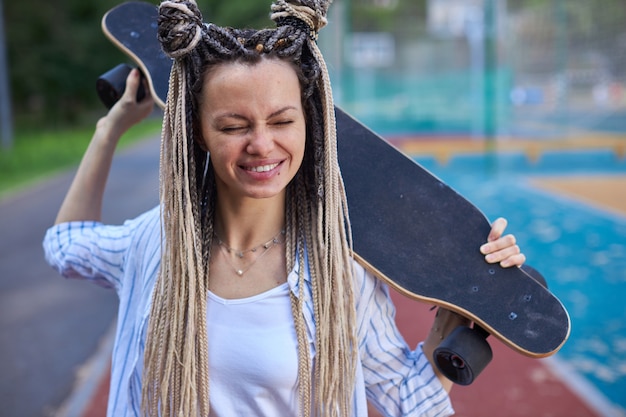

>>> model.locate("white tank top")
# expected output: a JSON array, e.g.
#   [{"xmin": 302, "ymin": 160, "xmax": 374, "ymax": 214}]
[{"xmin": 206, "ymin": 282, "xmax": 299, "ymax": 415}]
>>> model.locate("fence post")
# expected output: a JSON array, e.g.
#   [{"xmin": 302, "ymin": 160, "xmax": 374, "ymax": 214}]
[
  {"xmin": 0, "ymin": 0, "xmax": 14, "ymax": 150},
  {"xmin": 483, "ymin": 0, "xmax": 497, "ymax": 146}
]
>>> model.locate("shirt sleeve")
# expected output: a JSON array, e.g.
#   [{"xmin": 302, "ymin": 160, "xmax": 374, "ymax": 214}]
[
  {"xmin": 353, "ymin": 262, "xmax": 454, "ymax": 417},
  {"xmin": 42, "ymin": 207, "xmax": 160, "ymax": 293}
]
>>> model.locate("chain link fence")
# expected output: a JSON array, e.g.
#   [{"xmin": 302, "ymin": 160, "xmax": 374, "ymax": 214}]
[{"xmin": 320, "ymin": 0, "xmax": 626, "ymax": 146}]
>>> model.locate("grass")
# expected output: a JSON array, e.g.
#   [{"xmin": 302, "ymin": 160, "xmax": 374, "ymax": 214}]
[{"xmin": 0, "ymin": 117, "xmax": 162, "ymax": 200}]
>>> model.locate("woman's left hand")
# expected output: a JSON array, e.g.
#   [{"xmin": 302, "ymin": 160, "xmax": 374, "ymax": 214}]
[{"xmin": 479, "ymin": 217, "xmax": 526, "ymax": 268}]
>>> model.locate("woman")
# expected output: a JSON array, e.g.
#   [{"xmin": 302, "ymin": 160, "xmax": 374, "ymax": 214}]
[{"xmin": 44, "ymin": 0, "xmax": 525, "ymax": 416}]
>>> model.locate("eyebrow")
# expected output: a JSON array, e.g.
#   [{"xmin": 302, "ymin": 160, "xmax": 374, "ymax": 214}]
[{"xmin": 213, "ymin": 106, "xmax": 299, "ymax": 121}]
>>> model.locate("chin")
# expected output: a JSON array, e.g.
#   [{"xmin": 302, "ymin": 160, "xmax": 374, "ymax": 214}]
[{"xmin": 244, "ymin": 186, "xmax": 288, "ymax": 200}]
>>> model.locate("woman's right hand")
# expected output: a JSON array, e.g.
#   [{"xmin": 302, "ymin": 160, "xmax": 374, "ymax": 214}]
[{"xmin": 98, "ymin": 68, "xmax": 154, "ymax": 140}]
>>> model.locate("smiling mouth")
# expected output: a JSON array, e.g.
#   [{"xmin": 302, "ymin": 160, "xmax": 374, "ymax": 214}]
[{"xmin": 245, "ymin": 162, "xmax": 280, "ymax": 173}]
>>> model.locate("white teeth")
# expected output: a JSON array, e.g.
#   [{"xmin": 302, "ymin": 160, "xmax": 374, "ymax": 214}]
[{"xmin": 247, "ymin": 163, "xmax": 279, "ymax": 173}]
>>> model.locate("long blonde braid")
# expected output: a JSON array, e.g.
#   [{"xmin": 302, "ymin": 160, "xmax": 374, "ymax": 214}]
[
  {"xmin": 142, "ymin": 0, "xmax": 357, "ymax": 416},
  {"xmin": 142, "ymin": 2, "xmax": 209, "ymax": 415}
]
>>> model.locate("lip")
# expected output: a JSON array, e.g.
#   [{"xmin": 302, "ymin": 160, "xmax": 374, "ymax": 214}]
[{"xmin": 239, "ymin": 160, "xmax": 284, "ymax": 177}]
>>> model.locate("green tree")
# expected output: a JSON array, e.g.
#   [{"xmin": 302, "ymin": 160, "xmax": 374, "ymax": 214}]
[{"xmin": 4, "ymin": 0, "xmax": 272, "ymax": 128}]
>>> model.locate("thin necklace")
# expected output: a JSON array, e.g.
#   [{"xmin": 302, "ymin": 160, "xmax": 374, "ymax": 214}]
[{"xmin": 214, "ymin": 229, "xmax": 285, "ymax": 277}]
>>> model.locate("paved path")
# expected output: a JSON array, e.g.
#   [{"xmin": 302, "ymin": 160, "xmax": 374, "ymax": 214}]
[{"xmin": 0, "ymin": 135, "xmax": 160, "ymax": 417}]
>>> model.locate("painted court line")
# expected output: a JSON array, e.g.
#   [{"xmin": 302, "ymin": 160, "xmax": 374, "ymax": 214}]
[{"xmin": 543, "ymin": 356, "xmax": 626, "ymax": 417}]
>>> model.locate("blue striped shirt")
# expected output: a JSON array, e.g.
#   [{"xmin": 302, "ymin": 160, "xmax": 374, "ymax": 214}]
[{"xmin": 43, "ymin": 206, "xmax": 453, "ymax": 417}]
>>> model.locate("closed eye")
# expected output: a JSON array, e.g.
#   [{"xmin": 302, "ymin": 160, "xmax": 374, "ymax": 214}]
[{"xmin": 221, "ymin": 125, "xmax": 248, "ymax": 133}]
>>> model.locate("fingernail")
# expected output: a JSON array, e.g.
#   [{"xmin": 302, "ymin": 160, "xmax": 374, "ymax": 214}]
[
  {"xmin": 485, "ymin": 254, "xmax": 495, "ymax": 262},
  {"xmin": 480, "ymin": 244, "xmax": 490, "ymax": 254}
]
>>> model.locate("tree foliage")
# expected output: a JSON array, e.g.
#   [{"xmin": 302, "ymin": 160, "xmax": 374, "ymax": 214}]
[{"xmin": 4, "ymin": 0, "xmax": 271, "ymax": 127}]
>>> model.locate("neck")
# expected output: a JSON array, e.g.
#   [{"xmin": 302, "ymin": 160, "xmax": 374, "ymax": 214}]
[{"xmin": 213, "ymin": 194, "xmax": 286, "ymax": 250}]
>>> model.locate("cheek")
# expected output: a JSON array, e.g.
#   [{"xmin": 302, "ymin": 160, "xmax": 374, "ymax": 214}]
[
  {"xmin": 208, "ymin": 147, "xmax": 232, "ymax": 171},
  {"xmin": 200, "ymin": 129, "xmax": 229, "ymax": 160},
  {"xmin": 208, "ymin": 152, "xmax": 231, "ymax": 186}
]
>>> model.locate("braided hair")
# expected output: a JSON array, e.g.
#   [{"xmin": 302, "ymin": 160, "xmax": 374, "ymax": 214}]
[{"xmin": 142, "ymin": 1, "xmax": 356, "ymax": 416}]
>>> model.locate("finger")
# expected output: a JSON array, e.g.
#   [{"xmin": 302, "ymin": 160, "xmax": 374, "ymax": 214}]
[
  {"xmin": 140, "ymin": 76, "xmax": 153, "ymax": 101},
  {"xmin": 480, "ymin": 233, "xmax": 516, "ymax": 255},
  {"xmin": 500, "ymin": 252, "xmax": 526, "ymax": 268},
  {"xmin": 487, "ymin": 217, "xmax": 508, "ymax": 242},
  {"xmin": 484, "ymin": 243, "xmax": 523, "ymax": 265},
  {"xmin": 121, "ymin": 68, "xmax": 141, "ymax": 101}
]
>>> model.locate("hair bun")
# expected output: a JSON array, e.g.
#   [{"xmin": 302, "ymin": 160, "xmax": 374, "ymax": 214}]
[
  {"xmin": 271, "ymin": 0, "xmax": 330, "ymax": 39},
  {"xmin": 158, "ymin": 0, "xmax": 204, "ymax": 58}
]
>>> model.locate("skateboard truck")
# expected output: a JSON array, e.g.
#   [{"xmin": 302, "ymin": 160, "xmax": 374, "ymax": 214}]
[
  {"xmin": 96, "ymin": 63, "xmax": 146, "ymax": 109},
  {"xmin": 434, "ymin": 324, "xmax": 492, "ymax": 385}
]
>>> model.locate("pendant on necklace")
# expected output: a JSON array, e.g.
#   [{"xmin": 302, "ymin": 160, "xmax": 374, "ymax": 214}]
[{"xmin": 214, "ymin": 229, "xmax": 285, "ymax": 277}]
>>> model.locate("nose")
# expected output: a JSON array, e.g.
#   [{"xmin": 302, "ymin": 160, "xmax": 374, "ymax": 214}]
[{"xmin": 246, "ymin": 126, "xmax": 274, "ymax": 156}]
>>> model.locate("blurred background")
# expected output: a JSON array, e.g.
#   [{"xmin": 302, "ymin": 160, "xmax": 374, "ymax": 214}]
[
  {"xmin": 1, "ymin": 0, "xmax": 625, "ymax": 416},
  {"xmin": 320, "ymin": 0, "xmax": 626, "ymax": 137}
]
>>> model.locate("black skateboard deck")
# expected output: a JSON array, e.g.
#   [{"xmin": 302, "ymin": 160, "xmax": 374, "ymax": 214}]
[
  {"xmin": 99, "ymin": 1, "xmax": 570, "ymax": 385},
  {"xmin": 100, "ymin": 2, "xmax": 168, "ymax": 109}
]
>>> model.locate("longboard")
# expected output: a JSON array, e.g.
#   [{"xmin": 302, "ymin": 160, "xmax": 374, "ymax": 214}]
[{"xmin": 100, "ymin": 1, "xmax": 570, "ymax": 385}]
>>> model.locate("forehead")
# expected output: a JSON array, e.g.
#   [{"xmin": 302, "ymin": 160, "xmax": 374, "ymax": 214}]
[
  {"xmin": 200, "ymin": 58, "xmax": 302, "ymax": 102},
  {"xmin": 205, "ymin": 58, "xmax": 298, "ymax": 86}
]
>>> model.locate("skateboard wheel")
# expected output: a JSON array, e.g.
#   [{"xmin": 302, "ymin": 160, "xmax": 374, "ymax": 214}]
[
  {"xmin": 433, "ymin": 326, "xmax": 493, "ymax": 385},
  {"xmin": 96, "ymin": 63, "xmax": 146, "ymax": 109}
]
